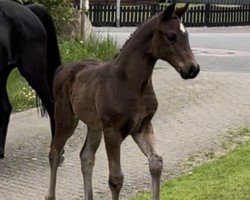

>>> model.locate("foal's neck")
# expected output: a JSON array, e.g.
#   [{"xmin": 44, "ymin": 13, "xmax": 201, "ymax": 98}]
[{"xmin": 114, "ymin": 18, "xmax": 157, "ymax": 87}]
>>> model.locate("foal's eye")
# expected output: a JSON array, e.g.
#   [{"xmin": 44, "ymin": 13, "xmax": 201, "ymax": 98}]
[{"xmin": 166, "ymin": 34, "xmax": 177, "ymax": 43}]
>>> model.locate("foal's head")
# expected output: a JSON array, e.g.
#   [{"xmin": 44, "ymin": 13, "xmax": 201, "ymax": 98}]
[{"xmin": 151, "ymin": 3, "xmax": 199, "ymax": 79}]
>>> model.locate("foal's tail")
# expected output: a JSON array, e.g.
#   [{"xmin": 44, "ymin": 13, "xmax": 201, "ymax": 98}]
[{"xmin": 28, "ymin": 4, "xmax": 61, "ymax": 115}]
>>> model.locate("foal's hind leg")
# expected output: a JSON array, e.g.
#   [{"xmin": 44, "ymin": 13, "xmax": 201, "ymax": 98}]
[
  {"xmin": 132, "ymin": 122, "xmax": 163, "ymax": 200},
  {"xmin": 103, "ymin": 129, "xmax": 124, "ymax": 200},
  {"xmin": 0, "ymin": 69, "xmax": 12, "ymax": 158},
  {"xmin": 80, "ymin": 126, "xmax": 102, "ymax": 200},
  {"xmin": 46, "ymin": 100, "xmax": 78, "ymax": 200}
]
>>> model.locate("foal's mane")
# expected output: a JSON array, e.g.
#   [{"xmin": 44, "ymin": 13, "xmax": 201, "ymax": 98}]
[
  {"xmin": 113, "ymin": 13, "xmax": 159, "ymax": 60},
  {"xmin": 113, "ymin": 27, "xmax": 141, "ymax": 59}
]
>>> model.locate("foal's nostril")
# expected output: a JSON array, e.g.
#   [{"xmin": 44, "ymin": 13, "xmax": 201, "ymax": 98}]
[
  {"xmin": 189, "ymin": 65, "xmax": 196, "ymax": 75},
  {"xmin": 180, "ymin": 64, "xmax": 200, "ymax": 79},
  {"xmin": 188, "ymin": 64, "xmax": 200, "ymax": 78}
]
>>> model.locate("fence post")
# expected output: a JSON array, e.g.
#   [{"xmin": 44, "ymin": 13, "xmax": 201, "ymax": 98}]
[
  {"xmin": 150, "ymin": 4, "xmax": 157, "ymax": 17},
  {"xmin": 116, "ymin": 0, "xmax": 121, "ymax": 27},
  {"xmin": 205, "ymin": 4, "xmax": 210, "ymax": 27},
  {"xmin": 80, "ymin": 0, "xmax": 86, "ymax": 39}
]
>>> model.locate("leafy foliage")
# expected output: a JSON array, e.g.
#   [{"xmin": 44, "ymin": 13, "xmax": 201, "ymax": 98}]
[
  {"xmin": 16, "ymin": 0, "xmax": 76, "ymax": 34},
  {"xmin": 33, "ymin": 0, "xmax": 76, "ymax": 33}
]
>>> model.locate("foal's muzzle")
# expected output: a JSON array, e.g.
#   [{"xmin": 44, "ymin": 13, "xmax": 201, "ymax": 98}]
[{"xmin": 181, "ymin": 64, "xmax": 200, "ymax": 79}]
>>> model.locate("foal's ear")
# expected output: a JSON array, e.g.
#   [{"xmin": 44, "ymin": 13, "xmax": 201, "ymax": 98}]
[
  {"xmin": 161, "ymin": 3, "xmax": 176, "ymax": 21},
  {"xmin": 175, "ymin": 3, "xmax": 189, "ymax": 19}
]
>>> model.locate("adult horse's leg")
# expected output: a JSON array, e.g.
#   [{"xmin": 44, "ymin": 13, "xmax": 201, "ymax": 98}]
[
  {"xmin": 45, "ymin": 96, "xmax": 78, "ymax": 200},
  {"xmin": 80, "ymin": 126, "xmax": 102, "ymax": 200},
  {"xmin": 19, "ymin": 48, "xmax": 67, "ymax": 164},
  {"xmin": 18, "ymin": 47, "xmax": 55, "ymax": 138},
  {"xmin": 0, "ymin": 69, "xmax": 12, "ymax": 158},
  {"xmin": 104, "ymin": 129, "xmax": 124, "ymax": 200},
  {"xmin": 0, "ymin": 45, "xmax": 12, "ymax": 158},
  {"xmin": 132, "ymin": 122, "xmax": 163, "ymax": 200}
]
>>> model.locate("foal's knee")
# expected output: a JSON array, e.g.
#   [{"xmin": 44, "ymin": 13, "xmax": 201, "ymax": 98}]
[
  {"xmin": 149, "ymin": 154, "xmax": 163, "ymax": 177},
  {"xmin": 80, "ymin": 154, "xmax": 95, "ymax": 173},
  {"xmin": 48, "ymin": 145, "xmax": 62, "ymax": 164},
  {"xmin": 108, "ymin": 173, "xmax": 124, "ymax": 194}
]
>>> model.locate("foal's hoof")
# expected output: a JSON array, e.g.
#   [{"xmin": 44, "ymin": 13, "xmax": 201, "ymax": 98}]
[{"xmin": 45, "ymin": 195, "xmax": 55, "ymax": 200}]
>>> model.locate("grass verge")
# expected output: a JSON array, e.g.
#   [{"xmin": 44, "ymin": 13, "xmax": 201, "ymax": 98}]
[
  {"xmin": 7, "ymin": 69, "xmax": 36, "ymax": 112},
  {"xmin": 59, "ymin": 34, "xmax": 118, "ymax": 63},
  {"xmin": 7, "ymin": 34, "xmax": 118, "ymax": 111},
  {"xmin": 132, "ymin": 128, "xmax": 250, "ymax": 200}
]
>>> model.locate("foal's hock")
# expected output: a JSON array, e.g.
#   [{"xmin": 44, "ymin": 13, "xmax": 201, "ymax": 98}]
[{"xmin": 46, "ymin": 3, "xmax": 200, "ymax": 200}]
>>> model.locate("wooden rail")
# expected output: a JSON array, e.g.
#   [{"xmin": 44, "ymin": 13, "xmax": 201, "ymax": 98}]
[{"xmin": 89, "ymin": 4, "xmax": 250, "ymax": 27}]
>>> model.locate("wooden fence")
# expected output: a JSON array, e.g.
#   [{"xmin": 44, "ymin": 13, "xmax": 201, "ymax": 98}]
[
  {"xmin": 88, "ymin": 4, "xmax": 250, "ymax": 27},
  {"xmin": 176, "ymin": 0, "xmax": 250, "ymax": 5}
]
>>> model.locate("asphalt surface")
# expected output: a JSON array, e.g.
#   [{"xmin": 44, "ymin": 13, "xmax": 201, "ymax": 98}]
[{"xmin": 0, "ymin": 26, "xmax": 250, "ymax": 200}]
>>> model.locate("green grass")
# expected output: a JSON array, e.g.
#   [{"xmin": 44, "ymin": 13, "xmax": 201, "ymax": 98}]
[
  {"xmin": 7, "ymin": 69, "xmax": 36, "ymax": 112},
  {"xmin": 59, "ymin": 34, "xmax": 118, "ymax": 63},
  {"xmin": 132, "ymin": 128, "xmax": 250, "ymax": 200},
  {"xmin": 7, "ymin": 34, "xmax": 119, "ymax": 111}
]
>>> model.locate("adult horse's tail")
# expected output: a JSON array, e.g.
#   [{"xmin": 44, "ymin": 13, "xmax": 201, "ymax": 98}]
[{"xmin": 27, "ymin": 4, "xmax": 61, "ymax": 115}]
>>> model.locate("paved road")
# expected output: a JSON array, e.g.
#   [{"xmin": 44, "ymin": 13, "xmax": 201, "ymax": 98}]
[{"xmin": 0, "ymin": 26, "xmax": 250, "ymax": 200}]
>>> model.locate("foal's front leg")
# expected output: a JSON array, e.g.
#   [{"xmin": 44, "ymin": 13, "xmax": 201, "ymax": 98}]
[
  {"xmin": 80, "ymin": 126, "xmax": 102, "ymax": 200},
  {"xmin": 132, "ymin": 122, "xmax": 163, "ymax": 200},
  {"xmin": 103, "ymin": 129, "xmax": 124, "ymax": 200}
]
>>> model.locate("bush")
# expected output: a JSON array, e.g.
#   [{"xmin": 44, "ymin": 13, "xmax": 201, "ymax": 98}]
[
  {"xmin": 35, "ymin": 0, "xmax": 76, "ymax": 34},
  {"xmin": 17, "ymin": 0, "xmax": 76, "ymax": 34}
]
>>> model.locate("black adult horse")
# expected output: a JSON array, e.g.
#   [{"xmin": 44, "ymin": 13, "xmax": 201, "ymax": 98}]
[{"xmin": 0, "ymin": 0, "xmax": 61, "ymax": 158}]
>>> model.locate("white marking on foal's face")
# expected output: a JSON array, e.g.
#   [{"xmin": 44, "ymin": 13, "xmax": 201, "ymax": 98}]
[{"xmin": 180, "ymin": 23, "xmax": 186, "ymax": 33}]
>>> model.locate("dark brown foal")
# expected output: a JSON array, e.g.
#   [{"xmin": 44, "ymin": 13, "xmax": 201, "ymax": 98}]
[{"xmin": 46, "ymin": 3, "xmax": 200, "ymax": 200}]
